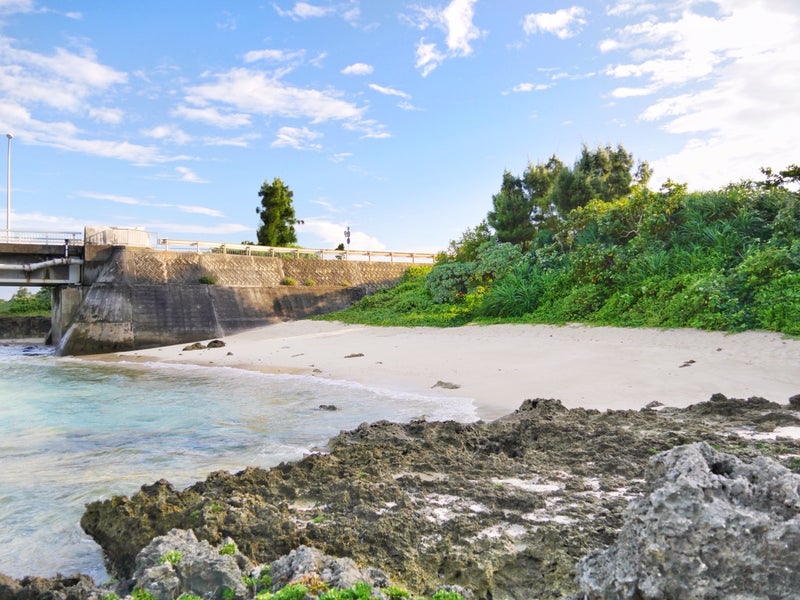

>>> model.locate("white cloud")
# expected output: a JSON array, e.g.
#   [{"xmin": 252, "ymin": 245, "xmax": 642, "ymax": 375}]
[
  {"xmin": 243, "ymin": 49, "xmax": 304, "ymax": 63},
  {"xmin": 0, "ymin": 0, "xmax": 35, "ymax": 14},
  {"xmin": 274, "ymin": 2, "xmax": 333, "ymax": 20},
  {"xmin": 271, "ymin": 126, "xmax": 323, "ymax": 150},
  {"xmin": 183, "ymin": 68, "xmax": 365, "ymax": 124},
  {"xmin": 606, "ymin": 1, "xmax": 659, "ymax": 17},
  {"xmin": 397, "ymin": 101, "xmax": 421, "ymax": 111},
  {"xmin": 203, "ymin": 133, "xmax": 261, "ymax": 147},
  {"xmin": 77, "ymin": 191, "xmax": 141, "ymax": 205},
  {"xmin": 144, "ymin": 124, "xmax": 191, "ymax": 145},
  {"xmin": 342, "ymin": 118, "xmax": 390, "ymax": 139},
  {"xmin": 341, "ymin": 62, "xmax": 373, "ymax": 76},
  {"xmin": 368, "ymin": 84, "xmax": 411, "ymax": 99},
  {"xmin": 172, "ymin": 105, "xmax": 252, "ymax": 128},
  {"xmin": 88, "ymin": 106, "xmax": 123, "ymax": 124},
  {"xmin": 299, "ymin": 219, "xmax": 386, "ymax": 250},
  {"xmin": 442, "ymin": 0, "xmax": 481, "ymax": 55},
  {"xmin": 329, "ymin": 152, "xmax": 352, "ymax": 163},
  {"xmin": 174, "ymin": 166, "xmax": 207, "ymax": 183},
  {"xmin": 78, "ymin": 190, "xmax": 222, "ymax": 216},
  {"xmin": 523, "ymin": 6, "xmax": 587, "ymax": 40},
  {"xmin": 407, "ymin": 0, "xmax": 482, "ymax": 76},
  {"xmin": 171, "ymin": 204, "xmax": 221, "ymax": 217},
  {"xmin": 604, "ymin": 0, "xmax": 800, "ymax": 189},
  {"xmin": 415, "ymin": 39, "xmax": 446, "ymax": 77},
  {"xmin": 506, "ymin": 82, "xmax": 552, "ymax": 94},
  {"xmin": 0, "ymin": 108, "xmax": 183, "ymax": 165},
  {"xmin": 45, "ymin": 132, "xmax": 186, "ymax": 165},
  {"xmin": 0, "ymin": 38, "xmax": 127, "ymax": 112}
]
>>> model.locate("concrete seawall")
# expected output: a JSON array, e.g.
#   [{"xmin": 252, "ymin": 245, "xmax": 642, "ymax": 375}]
[{"xmin": 55, "ymin": 247, "xmax": 413, "ymax": 355}]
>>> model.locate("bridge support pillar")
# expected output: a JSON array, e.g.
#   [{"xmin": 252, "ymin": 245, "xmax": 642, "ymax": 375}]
[{"xmin": 50, "ymin": 285, "xmax": 87, "ymax": 346}]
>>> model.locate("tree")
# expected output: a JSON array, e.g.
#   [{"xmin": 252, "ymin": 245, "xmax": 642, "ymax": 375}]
[
  {"xmin": 441, "ymin": 220, "xmax": 494, "ymax": 263},
  {"xmin": 523, "ymin": 155, "xmax": 564, "ymax": 224},
  {"xmin": 549, "ymin": 144, "xmax": 648, "ymax": 214},
  {"xmin": 760, "ymin": 164, "xmax": 800, "ymax": 192},
  {"xmin": 487, "ymin": 171, "xmax": 536, "ymax": 248},
  {"xmin": 255, "ymin": 178, "xmax": 303, "ymax": 246}
]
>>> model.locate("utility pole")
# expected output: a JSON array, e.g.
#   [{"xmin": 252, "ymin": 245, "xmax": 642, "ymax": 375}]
[{"xmin": 5, "ymin": 133, "xmax": 11, "ymax": 239}]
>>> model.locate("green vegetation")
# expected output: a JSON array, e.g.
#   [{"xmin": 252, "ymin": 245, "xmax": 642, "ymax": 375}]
[
  {"xmin": 159, "ymin": 550, "xmax": 182, "ymax": 565},
  {"xmin": 131, "ymin": 589, "xmax": 157, "ymax": 600},
  {"xmin": 253, "ymin": 581, "xmax": 464, "ymax": 600},
  {"xmin": 198, "ymin": 274, "xmax": 218, "ymax": 285},
  {"xmin": 244, "ymin": 566, "xmax": 272, "ymax": 594},
  {"xmin": 281, "ymin": 277, "xmax": 298, "ymax": 286},
  {"xmin": 318, "ymin": 149, "xmax": 800, "ymax": 336},
  {"xmin": 0, "ymin": 287, "xmax": 51, "ymax": 316},
  {"xmin": 219, "ymin": 542, "xmax": 237, "ymax": 556}
]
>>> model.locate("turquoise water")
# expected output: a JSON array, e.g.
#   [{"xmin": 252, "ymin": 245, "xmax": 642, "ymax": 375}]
[{"xmin": 0, "ymin": 343, "xmax": 477, "ymax": 581}]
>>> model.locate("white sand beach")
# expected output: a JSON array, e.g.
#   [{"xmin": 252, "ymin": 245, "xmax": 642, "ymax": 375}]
[{"xmin": 103, "ymin": 320, "xmax": 800, "ymax": 420}]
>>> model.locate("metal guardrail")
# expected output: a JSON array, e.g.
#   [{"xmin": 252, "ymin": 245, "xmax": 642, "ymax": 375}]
[
  {"xmin": 1, "ymin": 230, "xmax": 83, "ymax": 244},
  {"xmin": 0, "ymin": 230, "xmax": 437, "ymax": 264},
  {"xmin": 158, "ymin": 239, "xmax": 437, "ymax": 264}
]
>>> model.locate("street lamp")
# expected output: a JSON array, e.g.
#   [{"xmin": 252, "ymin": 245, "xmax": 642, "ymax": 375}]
[{"xmin": 5, "ymin": 133, "xmax": 11, "ymax": 238}]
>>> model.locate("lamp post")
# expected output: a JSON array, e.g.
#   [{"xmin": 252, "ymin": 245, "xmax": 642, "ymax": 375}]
[{"xmin": 5, "ymin": 133, "xmax": 11, "ymax": 239}]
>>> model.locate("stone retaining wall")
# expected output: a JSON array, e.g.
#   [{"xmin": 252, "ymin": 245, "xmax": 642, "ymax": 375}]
[{"xmin": 55, "ymin": 247, "xmax": 416, "ymax": 356}]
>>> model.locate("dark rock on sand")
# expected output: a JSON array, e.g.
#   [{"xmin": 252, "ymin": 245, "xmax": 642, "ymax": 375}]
[
  {"xmin": 182, "ymin": 342, "xmax": 206, "ymax": 351},
  {"xmin": 81, "ymin": 396, "xmax": 800, "ymax": 599},
  {"xmin": 207, "ymin": 339, "xmax": 226, "ymax": 348},
  {"xmin": 576, "ymin": 442, "xmax": 800, "ymax": 599}
]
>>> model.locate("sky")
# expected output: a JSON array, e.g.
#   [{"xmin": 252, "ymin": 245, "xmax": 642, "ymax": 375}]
[{"xmin": 1, "ymin": 0, "xmax": 799, "ymax": 258}]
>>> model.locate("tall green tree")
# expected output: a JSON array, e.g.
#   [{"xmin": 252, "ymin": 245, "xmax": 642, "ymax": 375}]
[
  {"xmin": 255, "ymin": 178, "xmax": 303, "ymax": 246},
  {"xmin": 487, "ymin": 171, "xmax": 536, "ymax": 248},
  {"xmin": 523, "ymin": 155, "xmax": 564, "ymax": 224},
  {"xmin": 549, "ymin": 144, "xmax": 649, "ymax": 214}
]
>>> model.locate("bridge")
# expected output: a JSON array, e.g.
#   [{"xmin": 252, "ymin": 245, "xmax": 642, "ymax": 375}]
[
  {"xmin": 0, "ymin": 231, "xmax": 85, "ymax": 286},
  {"xmin": 0, "ymin": 228, "xmax": 435, "ymax": 288},
  {"xmin": 0, "ymin": 227, "xmax": 436, "ymax": 355}
]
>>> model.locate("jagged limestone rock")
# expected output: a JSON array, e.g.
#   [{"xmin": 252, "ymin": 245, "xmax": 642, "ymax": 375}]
[
  {"xmin": 268, "ymin": 545, "xmax": 389, "ymax": 592},
  {"xmin": 133, "ymin": 529, "xmax": 252, "ymax": 600},
  {"xmin": 576, "ymin": 442, "xmax": 800, "ymax": 599}
]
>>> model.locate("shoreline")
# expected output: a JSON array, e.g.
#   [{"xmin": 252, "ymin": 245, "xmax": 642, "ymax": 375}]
[{"xmin": 94, "ymin": 320, "xmax": 800, "ymax": 420}]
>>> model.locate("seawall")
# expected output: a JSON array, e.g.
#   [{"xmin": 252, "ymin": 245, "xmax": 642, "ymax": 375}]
[
  {"xmin": 0, "ymin": 315, "xmax": 51, "ymax": 341},
  {"xmin": 56, "ymin": 247, "xmax": 412, "ymax": 356}
]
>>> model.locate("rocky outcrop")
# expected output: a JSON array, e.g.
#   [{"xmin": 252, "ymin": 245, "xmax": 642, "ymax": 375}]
[
  {"xmin": 576, "ymin": 442, "xmax": 800, "ymax": 599},
  {"xmin": 269, "ymin": 545, "xmax": 389, "ymax": 593},
  {"xmin": 81, "ymin": 395, "xmax": 800, "ymax": 600},
  {"xmin": 132, "ymin": 529, "xmax": 253, "ymax": 600},
  {"xmin": 0, "ymin": 573, "xmax": 97, "ymax": 600}
]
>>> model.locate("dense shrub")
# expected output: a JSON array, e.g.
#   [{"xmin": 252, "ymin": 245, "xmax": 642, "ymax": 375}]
[
  {"xmin": 322, "ymin": 179, "xmax": 800, "ymax": 336},
  {"xmin": 0, "ymin": 288, "xmax": 51, "ymax": 315}
]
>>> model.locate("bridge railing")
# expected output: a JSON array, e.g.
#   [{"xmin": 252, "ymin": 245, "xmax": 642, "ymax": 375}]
[
  {"xmin": 158, "ymin": 239, "xmax": 437, "ymax": 264},
  {"xmin": 1, "ymin": 230, "xmax": 84, "ymax": 245}
]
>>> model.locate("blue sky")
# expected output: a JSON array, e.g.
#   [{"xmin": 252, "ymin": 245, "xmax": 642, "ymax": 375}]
[{"xmin": 1, "ymin": 0, "xmax": 798, "ymax": 255}]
